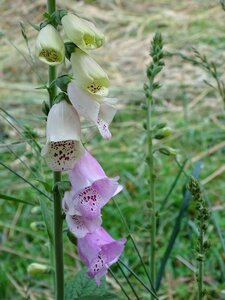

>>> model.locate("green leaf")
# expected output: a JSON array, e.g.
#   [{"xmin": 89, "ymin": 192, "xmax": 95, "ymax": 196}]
[
  {"xmin": 65, "ymin": 270, "xmax": 117, "ymax": 300},
  {"xmin": 36, "ymin": 179, "xmax": 52, "ymax": 193},
  {"xmin": 55, "ymin": 74, "xmax": 72, "ymax": 92},
  {"xmin": 39, "ymin": 198, "xmax": 53, "ymax": 244}
]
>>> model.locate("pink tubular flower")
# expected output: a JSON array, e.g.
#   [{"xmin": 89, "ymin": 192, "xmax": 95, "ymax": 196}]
[
  {"xmin": 78, "ymin": 227, "xmax": 126, "ymax": 285},
  {"xmin": 63, "ymin": 150, "xmax": 122, "ymax": 237},
  {"xmin": 67, "ymin": 81, "xmax": 117, "ymax": 139},
  {"xmin": 63, "ymin": 189, "xmax": 102, "ymax": 238},
  {"xmin": 63, "ymin": 150, "xmax": 122, "ymax": 221}
]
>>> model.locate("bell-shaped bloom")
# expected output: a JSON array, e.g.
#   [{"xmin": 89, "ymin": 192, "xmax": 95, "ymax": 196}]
[
  {"xmin": 62, "ymin": 13, "xmax": 104, "ymax": 51},
  {"xmin": 41, "ymin": 100, "xmax": 84, "ymax": 171},
  {"xmin": 78, "ymin": 227, "xmax": 126, "ymax": 285},
  {"xmin": 63, "ymin": 150, "xmax": 122, "ymax": 222},
  {"xmin": 70, "ymin": 150, "xmax": 122, "ymax": 216},
  {"xmin": 36, "ymin": 24, "xmax": 65, "ymax": 65},
  {"xmin": 68, "ymin": 82, "xmax": 117, "ymax": 139},
  {"xmin": 70, "ymin": 49, "xmax": 109, "ymax": 97},
  {"xmin": 63, "ymin": 190, "xmax": 102, "ymax": 238}
]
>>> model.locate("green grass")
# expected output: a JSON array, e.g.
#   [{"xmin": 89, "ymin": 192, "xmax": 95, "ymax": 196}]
[{"xmin": 1, "ymin": 0, "xmax": 225, "ymax": 299}]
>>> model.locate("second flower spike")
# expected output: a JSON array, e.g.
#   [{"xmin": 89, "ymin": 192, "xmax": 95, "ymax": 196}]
[
  {"xmin": 41, "ymin": 100, "xmax": 84, "ymax": 171},
  {"xmin": 36, "ymin": 24, "xmax": 65, "ymax": 65}
]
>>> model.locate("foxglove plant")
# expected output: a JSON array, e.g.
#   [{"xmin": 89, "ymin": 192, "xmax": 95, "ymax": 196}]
[{"xmin": 34, "ymin": 1, "xmax": 126, "ymax": 299}]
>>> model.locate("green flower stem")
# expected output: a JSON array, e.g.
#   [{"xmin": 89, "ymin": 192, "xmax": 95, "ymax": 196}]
[
  {"xmin": 47, "ymin": 1, "xmax": 64, "ymax": 299},
  {"xmin": 53, "ymin": 171, "xmax": 64, "ymax": 300},
  {"xmin": 146, "ymin": 80, "xmax": 156, "ymax": 296},
  {"xmin": 48, "ymin": 0, "xmax": 56, "ymax": 15},
  {"xmin": 198, "ymin": 227, "xmax": 204, "ymax": 300},
  {"xmin": 49, "ymin": 66, "xmax": 57, "ymax": 107}
]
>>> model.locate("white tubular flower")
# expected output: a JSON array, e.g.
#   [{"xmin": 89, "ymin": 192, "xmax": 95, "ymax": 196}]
[
  {"xmin": 41, "ymin": 100, "xmax": 84, "ymax": 171},
  {"xmin": 36, "ymin": 24, "xmax": 65, "ymax": 65},
  {"xmin": 68, "ymin": 81, "xmax": 117, "ymax": 140},
  {"xmin": 70, "ymin": 49, "xmax": 109, "ymax": 97},
  {"xmin": 61, "ymin": 13, "xmax": 104, "ymax": 51}
]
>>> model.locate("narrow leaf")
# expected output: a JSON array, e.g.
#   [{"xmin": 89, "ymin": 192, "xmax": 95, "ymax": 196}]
[
  {"xmin": 39, "ymin": 198, "xmax": 54, "ymax": 244},
  {"xmin": 0, "ymin": 193, "xmax": 34, "ymax": 205},
  {"xmin": 155, "ymin": 161, "xmax": 202, "ymax": 290}
]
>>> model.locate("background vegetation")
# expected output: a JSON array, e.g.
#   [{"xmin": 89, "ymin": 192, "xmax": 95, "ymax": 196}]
[{"xmin": 0, "ymin": 0, "xmax": 225, "ymax": 299}]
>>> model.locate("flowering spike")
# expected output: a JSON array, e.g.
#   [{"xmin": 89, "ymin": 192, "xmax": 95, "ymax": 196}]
[
  {"xmin": 41, "ymin": 101, "xmax": 84, "ymax": 171},
  {"xmin": 70, "ymin": 49, "xmax": 109, "ymax": 97},
  {"xmin": 62, "ymin": 13, "xmax": 104, "ymax": 51},
  {"xmin": 36, "ymin": 24, "xmax": 65, "ymax": 65},
  {"xmin": 68, "ymin": 82, "xmax": 117, "ymax": 139},
  {"xmin": 78, "ymin": 227, "xmax": 126, "ymax": 285}
]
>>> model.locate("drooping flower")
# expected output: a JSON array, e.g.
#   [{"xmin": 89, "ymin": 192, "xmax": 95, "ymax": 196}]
[
  {"xmin": 41, "ymin": 100, "xmax": 84, "ymax": 171},
  {"xmin": 70, "ymin": 49, "xmax": 109, "ymax": 97},
  {"xmin": 36, "ymin": 24, "xmax": 65, "ymax": 65},
  {"xmin": 78, "ymin": 227, "xmax": 126, "ymax": 285},
  {"xmin": 69, "ymin": 150, "xmax": 122, "ymax": 216},
  {"xmin": 62, "ymin": 13, "xmax": 104, "ymax": 51},
  {"xmin": 68, "ymin": 81, "xmax": 117, "ymax": 139},
  {"xmin": 63, "ymin": 150, "xmax": 122, "ymax": 228}
]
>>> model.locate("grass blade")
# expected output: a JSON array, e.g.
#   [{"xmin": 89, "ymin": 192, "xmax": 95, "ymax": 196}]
[
  {"xmin": 205, "ymin": 192, "xmax": 225, "ymax": 254},
  {"xmin": 108, "ymin": 269, "xmax": 131, "ymax": 300},
  {"xmin": 118, "ymin": 260, "xmax": 158, "ymax": 299},
  {"xmin": 113, "ymin": 198, "xmax": 153, "ymax": 289},
  {"xmin": 155, "ymin": 161, "xmax": 202, "ymax": 291},
  {"xmin": 117, "ymin": 262, "xmax": 140, "ymax": 300},
  {"xmin": 0, "ymin": 193, "xmax": 34, "ymax": 205},
  {"xmin": 160, "ymin": 159, "xmax": 187, "ymax": 210},
  {"xmin": 0, "ymin": 161, "xmax": 52, "ymax": 201}
]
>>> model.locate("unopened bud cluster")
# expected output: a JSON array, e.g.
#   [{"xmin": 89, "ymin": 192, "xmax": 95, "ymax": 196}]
[
  {"xmin": 143, "ymin": 34, "xmax": 178, "ymax": 158},
  {"xmin": 188, "ymin": 177, "xmax": 210, "ymax": 260}
]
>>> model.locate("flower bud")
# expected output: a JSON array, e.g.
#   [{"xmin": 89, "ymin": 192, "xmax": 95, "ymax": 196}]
[
  {"xmin": 27, "ymin": 263, "xmax": 50, "ymax": 276},
  {"xmin": 36, "ymin": 24, "xmax": 65, "ymax": 65},
  {"xmin": 71, "ymin": 48, "xmax": 109, "ymax": 97},
  {"xmin": 31, "ymin": 206, "xmax": 41, "ymax": 214},
  {"xmin": 30, "ymin": 221, "xmax": 45, "ymax": 231},
  {"xmin": 158, "ymin": 147, "xmax": 177, "ymax": 156},
  {"xmin": 62, "ymin": 13, "xmax": 104, "ymax": 51},
  {"xmin": 154, "ymin": 127, "xmax": 172, "ymax": 139}
]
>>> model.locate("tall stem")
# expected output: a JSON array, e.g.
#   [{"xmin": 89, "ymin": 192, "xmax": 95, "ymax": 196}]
[
  {"xmin": 47, "ymin": 1, "xmax": 64, "ymax": 299},
  {"xmin": 53, "ymin": 171, "xmax": 64, "ymax": 300},
  {"xmin": 146, "ymin": 84, "xmax": 156, "ymax": 296},
  {"xmin": 198, "ymin": 228, "xmax": 204, "ymax": 300}
]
